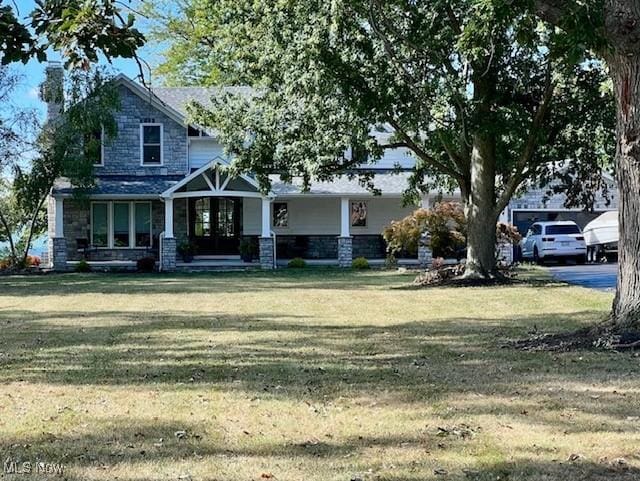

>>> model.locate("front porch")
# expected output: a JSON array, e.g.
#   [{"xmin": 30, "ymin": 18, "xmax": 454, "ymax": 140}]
[{"xmin": 158, "ymin": 160, "xmax": 426, "ymax": 271}]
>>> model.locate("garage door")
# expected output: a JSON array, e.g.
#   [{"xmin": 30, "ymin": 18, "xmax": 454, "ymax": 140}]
[{"xmin": 512, "ymin": 210, "xmax": 608, "ymax": 237}]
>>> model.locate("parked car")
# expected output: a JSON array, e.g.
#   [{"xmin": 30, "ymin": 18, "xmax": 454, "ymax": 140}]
[{"xmin": 520, "ymin": 221, "xmax": 587, "ymax": 265}]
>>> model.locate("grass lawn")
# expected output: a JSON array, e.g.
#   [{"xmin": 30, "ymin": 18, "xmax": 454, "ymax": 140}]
[{"xmin": 0, "ymin": 268, "xmax": 638, "ymax": 480}]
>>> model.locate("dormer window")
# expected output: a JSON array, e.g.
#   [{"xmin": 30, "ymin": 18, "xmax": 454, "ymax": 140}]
[{"xmin": 140, "ymin": 123, "xmax": 163, "ymax": 165}]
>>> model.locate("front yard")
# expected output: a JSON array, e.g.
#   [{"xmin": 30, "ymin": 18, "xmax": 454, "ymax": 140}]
[{"xmin": 0, "ymin": 269, "xmax": 638, "ymax": 480}]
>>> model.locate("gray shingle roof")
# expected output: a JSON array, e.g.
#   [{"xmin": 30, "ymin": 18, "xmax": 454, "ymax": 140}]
[
  {"xmin": 53, "ymin": 176, "xmax": 184, "ymax": 196},
  {"xmin": 269, "ymin": 171, "xmax": 412, "ymax": 196},
  {"xmin": 152, "ymin": 86, "xmax": 254, "ymax": 116}
]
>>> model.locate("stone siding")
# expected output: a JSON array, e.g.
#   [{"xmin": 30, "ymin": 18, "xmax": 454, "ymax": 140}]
[
  {"xmin": 99, "ymin": 85, "xmax": 187, "ymax": 176},
  {"xmin": 352, "ymin": 235, "xmax": 387, "ymax": 259},
  {"xmin": 161, "ymin": 235, "xmax": 176, "ymax": 271},
  {"xmin": 337, "ymin": 237, "xmax": 353, "ymax": 268},
  {"xmin": 259, "ymin": 237, "xmax": 274, "ymax": 269}
]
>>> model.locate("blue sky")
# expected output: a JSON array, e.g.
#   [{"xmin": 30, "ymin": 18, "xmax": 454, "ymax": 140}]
[{"xmin": 10, "ymin": 0, "xmax": 160, "ymax": 119}]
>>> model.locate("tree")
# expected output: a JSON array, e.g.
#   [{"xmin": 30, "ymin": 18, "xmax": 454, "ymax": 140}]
[
  {"xmin": 0, "ymin": 0, "xmax": 145, "ymax": 69},
  {"xmin": 0, "ymin": 69, "xmax": 120, "ymax": 269},
  {"xmin": 148, "ymin": 0, "xmax": 614, "ymax": 280},
  {"xmin": 533, "ymin": 0, "xmax": 640, "ymax": 332}
]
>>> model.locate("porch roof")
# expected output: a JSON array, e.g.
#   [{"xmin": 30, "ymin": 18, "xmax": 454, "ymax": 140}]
[
  {"xmin": 52, "ymin": 175, "xmax": 183, "ymax": 198},
  {"xmin": 269, "ymin": 171, "xmax": 413, "ymax": 196}
]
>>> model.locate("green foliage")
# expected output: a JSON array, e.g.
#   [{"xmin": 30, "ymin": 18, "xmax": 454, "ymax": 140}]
[
  {"xmin": 287, "ymin": 257, "xmax": 307, "ymax": 268},
  {"xmin": 75, "ymin": 259, "xmax": 91, "ymax": 273},
  {"xmin": 177, "ymin": 240, "xmax": 197, "ymax": 257},
  {"xmin": 153, "ymin": 0, "xmax": 614, "ymax": 210},
  {"xmin": 136, "ymin": 256, "xmax": 156, "ymax": 273},
  {"xmin": 351, "ymin": 257, "xmax": 370, "ymax": 269},
  {"xmin": 0, "ymin": 1, "xmax": 145, "ymax": 68},
  {"xmin": 239, "ymin": 237, "xmax": 257, "ymax": 257}
]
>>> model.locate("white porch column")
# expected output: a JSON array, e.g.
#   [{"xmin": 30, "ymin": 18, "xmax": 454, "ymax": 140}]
[
  {"xmin": 55, "ymin": 197, "xmax": 64, "ymax": 237},
  {"xmin": 261, "ymin": 196, "xmax": 271, "ymax": 238},
  {"xmin": 259, "ymin": 196, "xmax": 275, "ymax": 269},
  {"xmin": 340, "ymin": 197, "xmax": 350, "ymax": 237},
  {"xmin": 164, "ymin": 197, "xmax": 174, "ymax": 238}
]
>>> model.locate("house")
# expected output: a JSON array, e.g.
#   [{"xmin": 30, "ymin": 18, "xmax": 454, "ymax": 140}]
[{"xmin": 45, "ymin": 63, "xmax": 617, "ymax": 270}]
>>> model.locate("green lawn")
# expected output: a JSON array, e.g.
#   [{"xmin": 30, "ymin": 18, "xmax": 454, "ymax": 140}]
[{"xmin": 0, "ymin": 268, "xmax": 638, "ymax": 480}]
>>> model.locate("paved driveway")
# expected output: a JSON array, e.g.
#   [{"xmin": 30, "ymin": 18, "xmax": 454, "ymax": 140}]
[{"xmin": 548, "ymin": 263, "xmax": 617, "ymax": 291}]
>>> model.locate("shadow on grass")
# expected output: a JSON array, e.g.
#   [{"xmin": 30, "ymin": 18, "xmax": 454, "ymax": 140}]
[{"xmin": 0, "ymin": 269, "xmax": 415, "ymax": 297}]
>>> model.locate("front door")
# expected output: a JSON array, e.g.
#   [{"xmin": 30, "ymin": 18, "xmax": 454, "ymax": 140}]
[{"xmin": 189, "ymin": 197, "xmax": 242, "ymax": 255}]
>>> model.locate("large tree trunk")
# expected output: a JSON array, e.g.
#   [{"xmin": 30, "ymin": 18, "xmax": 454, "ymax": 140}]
[
  {"xmin": 463, "ymin": 133, "xmax": 499, "ymax": 279},
  {"xmin": 605, "ymin": 1, "xmax": 640, "ymax": 330}
]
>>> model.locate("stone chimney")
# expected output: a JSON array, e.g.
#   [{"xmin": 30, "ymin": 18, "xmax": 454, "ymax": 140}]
[{"xmin": 41, "ymin": 61, "xmax": 64, "ymax": 121}]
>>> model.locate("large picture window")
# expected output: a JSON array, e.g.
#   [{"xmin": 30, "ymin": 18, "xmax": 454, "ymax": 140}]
[
  {"xmin": 91, "ymin": 201, "xmax": 153, "ymax": 248},
  {"xmin": 135, "ymin": 203, "xmax": 152, "ymax": 247},
  {"xmin": 113, "ymin": 203, "xmax": 130, "ymax": 247},
  {"xmin": 140, "ymin": 124, "xmax": 163, "ymax": 165},
  {"xmin": 91, "ymin": 203, "xmax": 109, "ymax": 247}
]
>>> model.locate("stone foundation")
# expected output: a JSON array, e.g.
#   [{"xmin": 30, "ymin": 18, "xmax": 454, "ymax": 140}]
[
  {"xmin": 259, "ymin": 237, "xmax": 274, "ymax": 269},
  {"xmin": 337, "ymin": 236, "xmax": 353, "ymax": 268},
  {"xmin": 49, "ymin": 237, "xmax": 68, "ymax": 271},
  {"xmin": 418, "ymin": 233, "xmax": 432, "ymax": 269},
  {"xmin": 161, "ymin": 236, "xmax": 176, "ymax": 271}
]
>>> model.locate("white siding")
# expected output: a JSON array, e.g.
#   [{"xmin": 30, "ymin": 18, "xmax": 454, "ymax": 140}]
[
  {"xmin": 242, "ymin": 196, "xmax": 417, "ymax": 236},
  {"xmin": 188, "ymin": 139, "xmax": 227, "ymax": 169}
]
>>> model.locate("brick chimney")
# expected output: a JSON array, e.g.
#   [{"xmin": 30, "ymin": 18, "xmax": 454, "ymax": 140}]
[{"xmin": 41, "ymin": 61, "xmax": 64, "ymax": 121}]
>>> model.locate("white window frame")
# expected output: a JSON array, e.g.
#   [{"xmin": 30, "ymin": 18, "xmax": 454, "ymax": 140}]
[
  {"xmin": 140, "ymin": 123, "xmax": 164, "ymax": 166},
  {"xmin": 90, "ymin": 201, "xmax": 153, "ymax": 249}
]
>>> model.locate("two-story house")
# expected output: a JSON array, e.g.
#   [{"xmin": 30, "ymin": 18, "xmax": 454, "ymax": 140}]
[{"xmin": 45, "ymin": 63, "xmax": 618, "ymax": 271}]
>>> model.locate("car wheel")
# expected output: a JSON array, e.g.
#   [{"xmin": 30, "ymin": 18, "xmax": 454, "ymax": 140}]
[{"xmin": 533, "ymin": 247, "xmax": 544, "ymax": 265}]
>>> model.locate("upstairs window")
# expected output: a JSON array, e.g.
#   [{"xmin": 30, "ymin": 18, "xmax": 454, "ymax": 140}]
[{"xmin": 140, "ymin": 123, "xmax": 163, "ymax": 165}]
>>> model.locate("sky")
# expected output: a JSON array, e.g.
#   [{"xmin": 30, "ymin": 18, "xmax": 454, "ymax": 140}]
[{"xmin": 9, "ymin": 0, "xmax": 161, "ymax": 119}]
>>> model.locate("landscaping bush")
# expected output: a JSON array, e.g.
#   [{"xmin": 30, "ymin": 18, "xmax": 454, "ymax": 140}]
[
  {"xmin": 351, "ymin": 257, "xmax": 370, "ymax": 269},
  {"xmin": 383, "ymin": 202, "xmax": 521, "ymax": 261},
  {"xmin": 75, "ymin": 259, "xmax": 91, "ymax": 273},
  {"xmin": 26, "ymin": 255, "xmax": 41, "ymax": 267},
  {"xmin": 383, "ymin": 202, "xmax": 466, "ymax": 259},
  {"xmin": 136, "ymin": 256, "xmax": 156, "ymax": 273},
  {"xmin": 287, "ymin": 257, "xmax": 307, "ymax": 268}
]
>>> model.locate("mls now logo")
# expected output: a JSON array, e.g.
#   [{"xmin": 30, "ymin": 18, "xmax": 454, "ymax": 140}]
[{"xmin": 4, "ymin": 457, "xmax": 64, "ymax": 476}]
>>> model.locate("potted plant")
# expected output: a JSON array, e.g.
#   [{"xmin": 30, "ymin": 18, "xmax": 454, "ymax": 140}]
[
  {"xmin": 177, "ymin": 240, "xmax": 196, "ymax": 263},
  {"xmin": 239, "ymin": 237, "xmax": 256, "ymax": 263}
]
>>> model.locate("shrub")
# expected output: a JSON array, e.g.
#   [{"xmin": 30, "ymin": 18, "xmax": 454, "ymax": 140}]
[
  {"xmin": 287, "ymin": 257, "xmax": 307, "ymax": 268},
  {"xmin": 26, "ymin": 255, "xmax": 41, "ymax": 267},
  {"xmin": 383, "ymin": 202, "xmax": 522, "ymax": 261},
  {"xmin": 351, "ymin": 257, "xmax": 370, "ymax": 269},
  {"xmin": 137, "ymin": 256, "xmax": 156, "ymax": 273},
  {"xmin": 75, "ymin": 259, "xmax": 91, "ymax": 273},
  {"xmin": 383, "ymin": 202, "xmax": 466, "ymax": 259}
]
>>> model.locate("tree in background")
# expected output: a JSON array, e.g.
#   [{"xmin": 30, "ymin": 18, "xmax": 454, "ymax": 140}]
[{"xmin": 148, "ymin": 0, "xmax": 614, "ymax": 280}]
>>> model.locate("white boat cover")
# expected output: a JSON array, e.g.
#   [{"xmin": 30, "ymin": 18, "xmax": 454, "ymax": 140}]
[{"xmin": 583, "ymin": 211, "xmax": 618, "ymax": 246}]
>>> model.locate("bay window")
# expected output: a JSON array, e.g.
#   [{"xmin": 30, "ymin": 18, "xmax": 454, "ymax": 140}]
[{"xmin": 90, "ymin": 201, "xmax": 153, "ymax": 248}]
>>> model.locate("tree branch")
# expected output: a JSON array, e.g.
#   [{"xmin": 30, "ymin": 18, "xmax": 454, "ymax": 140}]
[
  {"xmin": 495, "ymin": 66, "xmax": 556, "ymax": 215},
  {"xmin": 385, "ymin": 116, "xmax": 464, "ymax": 183}
]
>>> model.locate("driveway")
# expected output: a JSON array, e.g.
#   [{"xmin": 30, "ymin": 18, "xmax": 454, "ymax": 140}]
[{"xmin": 548, "ymin": 263, "xmax": 617, "ymax": 291}]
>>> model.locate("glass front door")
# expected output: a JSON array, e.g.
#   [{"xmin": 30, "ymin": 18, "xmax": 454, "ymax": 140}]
[{"xmin": 189, "ymin": 197, "xmax": 242, "ymax": 255}]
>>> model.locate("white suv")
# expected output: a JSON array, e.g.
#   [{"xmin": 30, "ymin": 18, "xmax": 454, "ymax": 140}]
[{"xmin": 520, "ymin": 221, "xmax": 587, "ymax": 265}]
